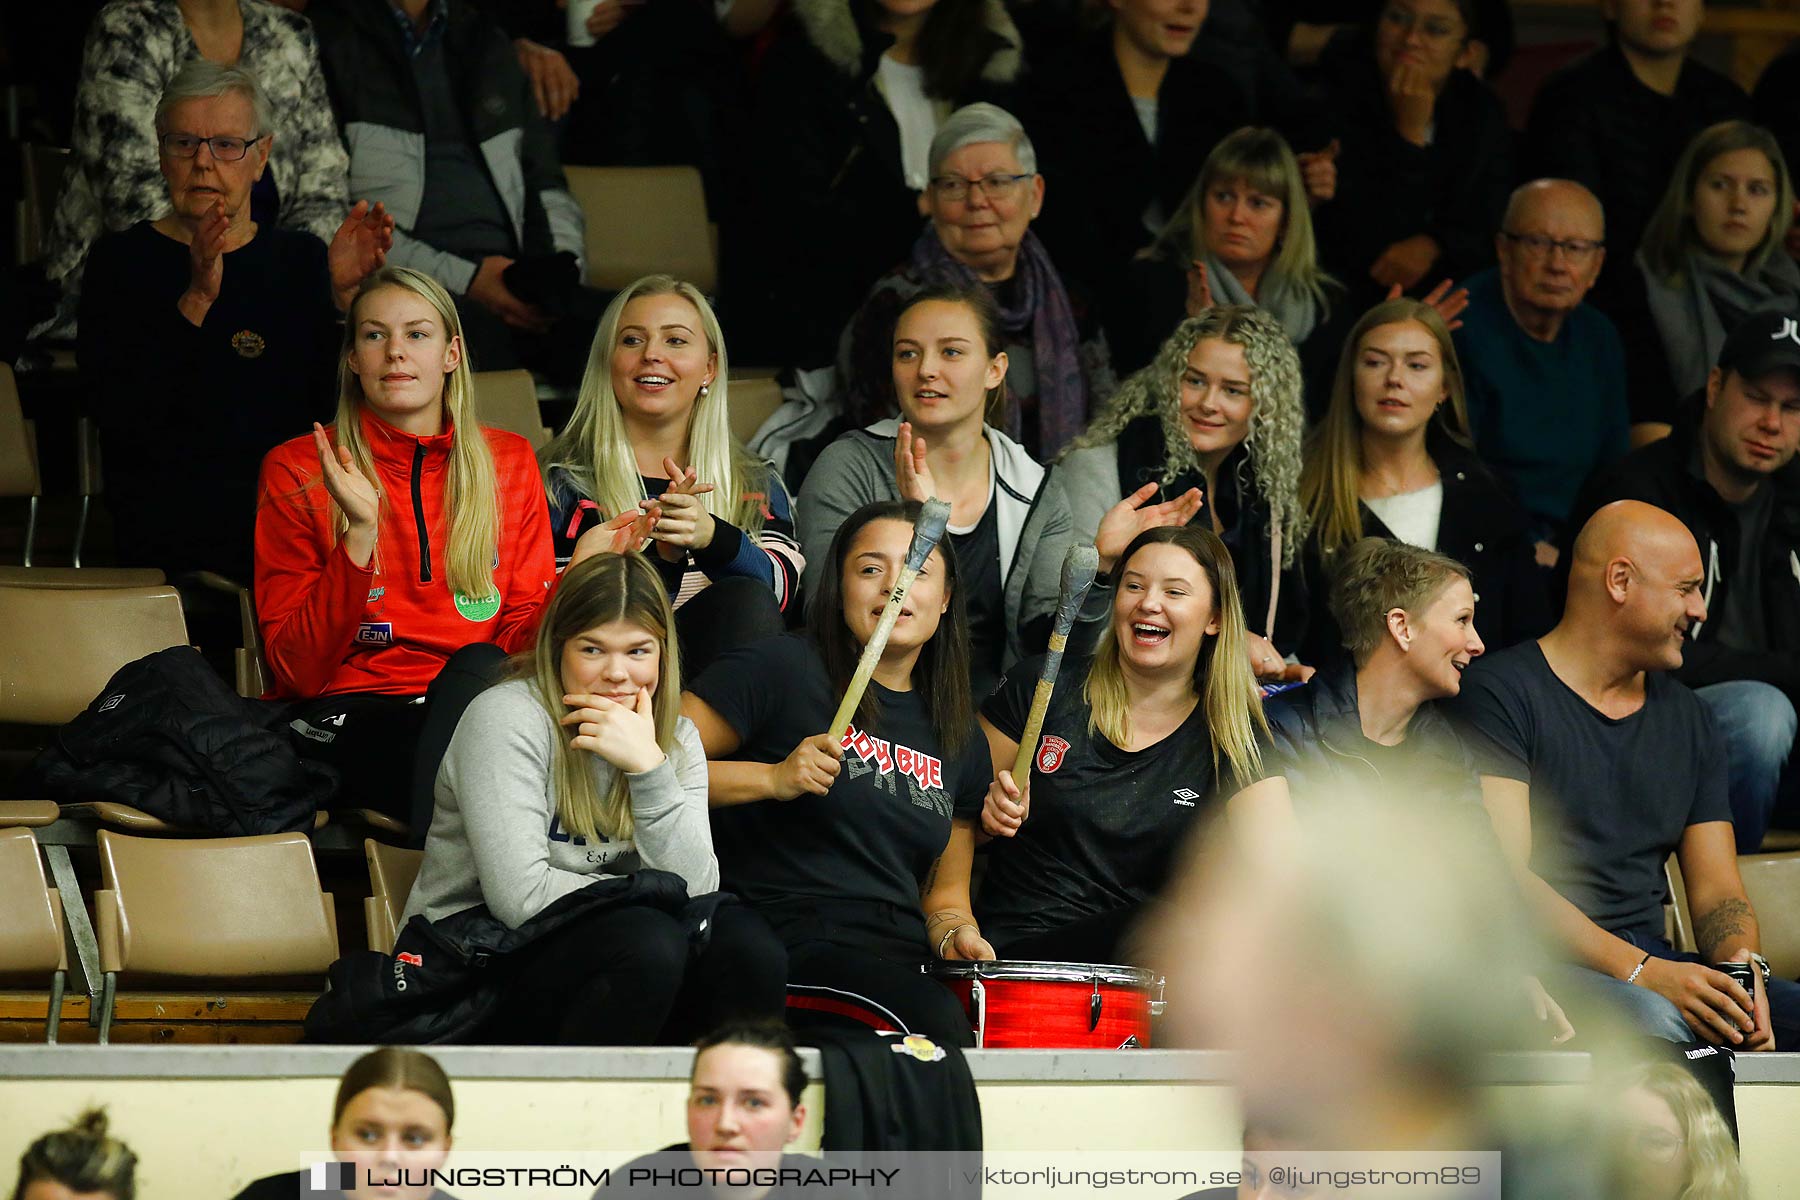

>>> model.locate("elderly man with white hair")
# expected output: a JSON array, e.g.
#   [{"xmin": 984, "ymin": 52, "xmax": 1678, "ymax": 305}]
[
  {"xmin": 1451, "ymin": 178, "xmax": 1631, "ymax": 565},
  {"xmin": 835, "ymin": 102, "xmax": 1112, "ymax": 460}
]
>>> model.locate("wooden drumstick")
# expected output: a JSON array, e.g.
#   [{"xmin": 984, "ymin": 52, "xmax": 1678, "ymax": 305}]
[
  {"xmin": 828, "ymin": 498, "xmax": 953, "ymax": 744},
  {"xmin": 1010, "ymin": 544, "xmax": 1100, "ymax": 786}
]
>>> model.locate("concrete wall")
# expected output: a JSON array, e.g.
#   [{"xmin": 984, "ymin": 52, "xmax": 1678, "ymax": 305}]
[{"xmin": 1, "ymin": 1048, "xmax": 1796, "ymax": 1198}]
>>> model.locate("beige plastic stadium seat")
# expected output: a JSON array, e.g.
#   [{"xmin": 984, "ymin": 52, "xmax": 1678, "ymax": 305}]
[
  {"xmin": 0, "ymin": 364, "xmax": 42, "ymax": 565},
  {"xmin": 0, "ymin": 584, "xmax": 192, "ymax": 828},
  {"xmin": 565, "ymin": 166, "xmax": 716, "ymax": 292},
  {"xmin": 727, "ymin": 376, "xmax": 785, "ymax": 446},
  {"xmin": 0, "ymin": 801, "xmax": 60, "ymax": 827},
  {"xmin": 472, "ymin": 369, "xmax": 552, "ymax": 449},
  {"xmin": 363, "ymin": 838, "xmax": 425, "ymax": 953},
  {"xmin": 324, "ymin": 807, "xmax": 410, "ymax": 841},
  {"xmin": 93, "ymin": 829, "xmax": 338, "ymax": 1041},
  {"xmin": 0, "ymin": 566, "xmax": 165, "ymax": 589},
  {"xmin": 0, "ymin": 827, "xmax": 68, "ymax": 1041},
  {"xmin": 0, "ymin": 585, "xmax": 189, "ymax": 726},
  {"xmin": 1737, "ymin": 852, "xmax": 1800, "ymax": 980}
]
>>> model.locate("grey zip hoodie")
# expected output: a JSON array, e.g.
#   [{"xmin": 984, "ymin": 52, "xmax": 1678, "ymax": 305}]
[{"xmin": 796, "ymin": 418, "xmax": 1109, "ymax": 667}]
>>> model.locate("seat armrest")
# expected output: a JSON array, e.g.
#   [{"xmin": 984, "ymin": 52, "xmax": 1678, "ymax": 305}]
[{"xmin": 94, "ymin": 889, "xmax": 123, "ymax": 975}]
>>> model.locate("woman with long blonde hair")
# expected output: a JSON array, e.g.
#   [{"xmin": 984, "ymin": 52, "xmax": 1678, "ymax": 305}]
[
  {"xmin": 1059, "ymin": 305, "xmax": 1314, "ymax": 680},
  {"xmin": 1297, "ymin": 297, "xmax": 1547, "ymax": 664},
  {"xmin": 1613, "ymin": 1061, "xmax": 1749, "ymax": 1200},
  {"xmin": 974, "ymin": 524, "xmax": 1270, "ymax": 963},
  {"xmin": 254, "ymin": 266, "xmax": 556, "ymax": 838},
  {"xmin": 403, "ymin": 552, "xmax": 785, "ymax": 1045},
  {"xmin": 543, "ymin": 275, "xmax": 803, "ymax": 676}
]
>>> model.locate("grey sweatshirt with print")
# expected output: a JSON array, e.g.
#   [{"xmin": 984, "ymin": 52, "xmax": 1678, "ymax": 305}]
[{"xmin": 404, "ymin": 679, "xmax": 717, "ymax": 928}]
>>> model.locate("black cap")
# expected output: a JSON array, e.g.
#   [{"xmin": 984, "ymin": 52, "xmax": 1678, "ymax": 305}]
[{"xmin": 1717, "ymin": 311, "xmax": 1800, "ymax": 381}]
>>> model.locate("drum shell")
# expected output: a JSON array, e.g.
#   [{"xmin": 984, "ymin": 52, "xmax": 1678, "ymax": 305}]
[{"xmin": 929, "ymin": 960, "xmax": 1156, "ymax": 1049}]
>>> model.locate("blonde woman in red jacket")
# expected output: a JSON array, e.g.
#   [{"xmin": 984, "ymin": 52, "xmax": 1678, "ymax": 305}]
[{"xmin": 255, "ymin": 266, "xmax": 556, "ymax": 841}]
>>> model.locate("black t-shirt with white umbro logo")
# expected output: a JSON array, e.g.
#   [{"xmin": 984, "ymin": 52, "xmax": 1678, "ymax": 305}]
[{"xmin": 976, "ymin": 654, "xmax": 1216, "ymax": 949}]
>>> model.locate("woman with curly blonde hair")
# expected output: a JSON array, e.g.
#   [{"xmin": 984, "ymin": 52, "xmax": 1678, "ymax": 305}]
[
  {"xmin": 1614, "ymin": 1061, "xmax": 1749, "ymax": 1200},
  {"xmin": 1059, "ymin": 305, "xmax": 1313, "ymax": 678}
]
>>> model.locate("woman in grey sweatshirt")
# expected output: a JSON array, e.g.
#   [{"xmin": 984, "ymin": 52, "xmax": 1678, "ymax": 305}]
[{"xmin": 403, "ymin": 552, "xmax": 787, "ymax": 1044}]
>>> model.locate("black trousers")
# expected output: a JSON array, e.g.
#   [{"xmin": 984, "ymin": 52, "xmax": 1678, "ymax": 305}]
[
  {"xmin": 480, "ymin": 903, "xmax": 788, "ymax": 1046},
  {"xmin": 674, "ymin": 575, "xmax": 787, "ymax": 679},
  {"xmin": 769, "ymin": 900, "xmax": 975, "ymax": 1050},
  {"xmin": 284, "ymin": 643, "xmax": 508, "ymax": 843}
]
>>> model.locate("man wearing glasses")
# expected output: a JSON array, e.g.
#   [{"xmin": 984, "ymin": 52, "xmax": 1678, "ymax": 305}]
[{"xmin": 1451, "ymin": 178, "xmax": 1630, "ymax": 569}]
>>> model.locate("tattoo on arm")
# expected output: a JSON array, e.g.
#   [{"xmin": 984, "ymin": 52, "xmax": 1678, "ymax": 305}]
[
  {"xmin": 1696, "ymin": 897, "xmax": 1754, "ymax": 959},
  {"xmin": 920, "ymin": 860, "xmax": 940, "ymax": 897}
]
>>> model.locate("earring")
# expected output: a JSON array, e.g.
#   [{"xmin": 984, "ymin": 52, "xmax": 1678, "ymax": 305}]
[{"xmin": 698, "ymin": 382, "xmax": 711, "ymax": 398}]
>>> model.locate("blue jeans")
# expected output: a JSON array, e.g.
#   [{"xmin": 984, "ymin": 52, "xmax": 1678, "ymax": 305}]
[
  {"xmin": 1696, "ymin": 681, "xmax": 1797, "ymax": 852},
  {"xmin": 1554, "ymin": 932, "xmax": 1800, "ymax": 1049}
]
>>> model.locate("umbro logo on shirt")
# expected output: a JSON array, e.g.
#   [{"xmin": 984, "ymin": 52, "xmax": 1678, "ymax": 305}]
[{"xmin": 1172, "ymin": 788, "xmax": 1200, "ymax": 806}]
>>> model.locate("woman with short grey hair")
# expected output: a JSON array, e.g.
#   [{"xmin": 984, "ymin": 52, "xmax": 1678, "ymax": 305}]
[
  {"xmin": 837, "ymin": 102, "xmax": 1111, "ymax": 461},
  {"xmin": 76, "ymin": 58, "xmax": 389, "ymax": 596},
  {"xmin": 32, "ymin": 0, "xmax": 352, "ymax": 342}
]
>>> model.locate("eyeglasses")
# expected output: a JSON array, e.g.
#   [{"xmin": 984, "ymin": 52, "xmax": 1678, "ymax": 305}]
[
  {"xmin": 158, "ymin": 133, "xmax": 265, "ymax": 161},
  {"xmin": 1500, "ymin": 231, "xmax": 1605, "ymax": 260},
  {"xmin": 928, "ymin": 173, "xmax": 1032, "ymax": 203},
  {"xmin": 1378, "ymin": 5, "xmax": 1465, "ymax": 41}
]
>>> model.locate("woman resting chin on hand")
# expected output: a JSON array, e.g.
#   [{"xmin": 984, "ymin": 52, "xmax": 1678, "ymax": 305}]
[{"xmin": 401, "ymin": 552, "xmax": 787, "ymax": 1046}]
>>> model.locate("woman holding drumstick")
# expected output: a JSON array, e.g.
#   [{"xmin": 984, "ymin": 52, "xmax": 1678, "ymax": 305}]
[
  {"xmin": 682, "ymin": 499, "xmax": 994, "ymax": 1046},
  {"xmin": 973, "ymin": 524, "xmax": 1276, "ymax": 964},
  {"xmin": 799, "ymin": 282, "xmax": 1106, "ymax": 706}
]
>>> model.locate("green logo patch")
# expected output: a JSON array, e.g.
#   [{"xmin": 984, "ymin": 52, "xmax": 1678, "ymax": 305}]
[{"xmin": 453, "ymin": 591, "xmax": 501, "ymax": 622}]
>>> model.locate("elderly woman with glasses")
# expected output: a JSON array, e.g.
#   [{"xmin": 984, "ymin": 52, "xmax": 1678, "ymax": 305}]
[
  {"xmin": 76, "ymin": 60, "xmax": 390, "ymax": 589},
  {"xmin": 836, "ymin": 102, "xmax": 1111, "ymax": 461},
  {"xmin": 34, "ymin": 0, "xmax": 352, "ymax": 342}
]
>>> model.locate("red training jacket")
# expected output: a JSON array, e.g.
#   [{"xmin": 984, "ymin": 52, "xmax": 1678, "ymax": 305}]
[{"xmin": 254, "ymin": 408, "xmax": 555, "ymax": 698}]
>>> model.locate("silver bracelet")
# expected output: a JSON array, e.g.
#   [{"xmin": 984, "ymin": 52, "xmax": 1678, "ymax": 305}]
[
  {"xmin": 1626, "ymin": 952, "xmax": 1652, "ymax": 986},
  {"xmin": 936, "ymin": 923, "xmax": 972, "ymax": 958}
]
